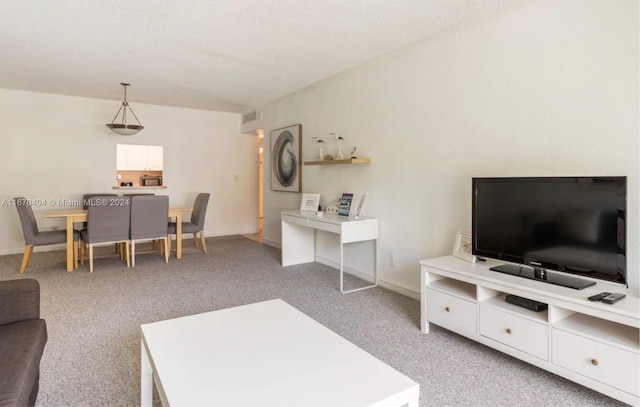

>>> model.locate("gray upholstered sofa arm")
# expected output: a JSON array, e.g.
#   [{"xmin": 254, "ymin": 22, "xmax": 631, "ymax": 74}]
[
  {"xmin": 0, "ymin": 279, "xmax": 40, "ymax": 325},
  {"xmin": 0, "ymin": 278, "xmax": 47, "ymax": 406}
]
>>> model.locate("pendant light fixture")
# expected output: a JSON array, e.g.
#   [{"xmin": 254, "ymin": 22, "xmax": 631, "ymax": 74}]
[{"xmin": 106, "ymin": 83, "xmax": 144, "ymax": 136}]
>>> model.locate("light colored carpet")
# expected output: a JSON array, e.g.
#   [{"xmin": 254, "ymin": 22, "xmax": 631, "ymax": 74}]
[{"xmin": 0, "ymin": 236, "xmax": 625, "ymax": 406}]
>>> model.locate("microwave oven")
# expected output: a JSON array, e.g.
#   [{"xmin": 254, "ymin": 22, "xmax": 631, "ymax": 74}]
[{"xmin": 141, "ymin": 176, "xmax": 162, "ymax": 186}]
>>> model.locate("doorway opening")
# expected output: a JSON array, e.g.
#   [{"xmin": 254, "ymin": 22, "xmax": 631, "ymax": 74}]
[{"xmin": 242, "ymin": 130, "xmax": 264, "ymax": 243}]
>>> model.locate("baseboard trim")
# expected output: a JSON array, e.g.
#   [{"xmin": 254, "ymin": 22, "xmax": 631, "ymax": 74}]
[
  {"xmin": 262, "ymin": 239, "xmax": 281, "ymax": 250},
  {"xmin": 378, "ymin": 279, "xmax": 420, "ymax": 300},
  {"xmin": 315, "ymin": 256, "xmax": 375, "ymax": 284},
  {"xmin": 0, "ymin": 243, "xmax": 67, "ymax": 256}
]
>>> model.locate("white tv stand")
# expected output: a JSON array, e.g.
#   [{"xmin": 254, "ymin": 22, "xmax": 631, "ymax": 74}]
[{"xmin": 420, "ymin": 256, "xmax": 639, "ymax": 406}]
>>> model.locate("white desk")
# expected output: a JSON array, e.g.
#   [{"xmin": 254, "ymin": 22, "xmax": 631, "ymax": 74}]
[
  {"xmin": 140, "ymin": 299, "xmax": 419, "ymax": 407},
  {"xmin": 281, "ymin": 210, "xmax": 378, "ymax": 293}
]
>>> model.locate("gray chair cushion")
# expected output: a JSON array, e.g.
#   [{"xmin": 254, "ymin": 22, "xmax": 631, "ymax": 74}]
[
  {"xmin": 14, "ymin": 197, "xmax": 79, "ymax": 246},
  {"xmin": 167, "ymin": 222, "xmax": 200, "ymax": 234},
  {"xmin": 78, "ymin": 194, "xmax": 118, "ymax": 230},
  {"xmin": 81, "ymin": 196, "xmax": 131, "ymax": 244},
  {"xmin": 190, "ymin": 193, "xmax": 210, "ymax": 230},
  {"xmin": 168, "ymin": 193, "xmax": 210, "ymax": 235},
  {"xmin": 30, "ymin": 229, "xmax": 80, "ymax": 246},
  {"xmin": 130, "ymin": 195, "xmax": 169, "ymax": 240},
  {"xmin": 14, "ymin": 198, "xmax": 39, "ymax": 245}
]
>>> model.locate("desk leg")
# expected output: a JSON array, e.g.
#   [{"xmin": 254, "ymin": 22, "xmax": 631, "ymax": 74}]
[
  {"xmin": 340, "ymin": 238, "xmax": 379, "ymax": 294},
  {"xmin": 281, "ymin": 221, "xmax": 315, "ymax": 266},
  {"xmin": 340, "ymin": 242, "xmax": 345, "ymax": 293},
  {"xmin": 374, "ymin": 238, "xmax": 378, "ymax": 285},
  {"xmin": 176, "ymin": 213, "xmax": 183, "ymax": 259},
  {"xmin": 141, "ymin": 339, "xmax": 153, "ymax": 407},
  {"xmin": 66, "ymin": 217, "xmax": 74, "ymax": 272}
]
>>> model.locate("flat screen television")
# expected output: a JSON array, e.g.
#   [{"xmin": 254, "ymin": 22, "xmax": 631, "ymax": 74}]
[{"xmin": 472, "ymin": 177, "xmax": 626, "ymax": 288}]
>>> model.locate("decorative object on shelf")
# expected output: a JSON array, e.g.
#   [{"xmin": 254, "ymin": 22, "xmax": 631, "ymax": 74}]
[
  {"xmin": 338, "ymin": 193, "xmax": 354, "ymax": 217},
  {"xmin": 271, "ymin": 124, "xmax": 302, "ymax": 192},
  {"xmin": 300, "ymin": 193, "xmax": 320, "ymax": 212},
  {"xmin": 350, "ymin": 146, "xmax": 358, "ymax": 159},
  {"xmin": 323, "ymin": 154, "xmax": 334, "ymax": 160},
  {"xmin": 332, "ymin": 133, "xmax": 345, "ymax": 159},
  {"xmin": 453, "ymin": 229, "xmax": 476, "ymax": 263},
  {"xmin": 106, "ymin": 83, "xmax": 144, "ymax": 136},
  {"xmin": 312, "ymin": 137, "xmax": 325, "ymax": 160}
]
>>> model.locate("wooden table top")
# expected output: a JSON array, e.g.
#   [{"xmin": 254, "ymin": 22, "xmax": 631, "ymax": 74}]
[{"xmin": 44, "ymin": 206, "xmax": 192, "ymax": 218}]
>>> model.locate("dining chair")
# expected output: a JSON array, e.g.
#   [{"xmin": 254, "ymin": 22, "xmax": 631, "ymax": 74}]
[
  {"xmin": 168, "ymin": 193, "xmax": 210, "ymax": 254},
  {"xmin": 80, "ymin": 195, "xmax": 131, "ymax": 272},
  {"xmin": 14, "ymin": 197, "xmax": 79, "ymax": 273},
  {"xmin": 78, "ymin": 194, "xmax": 118, "ymax": 230},
  {"xmin": 129, "ymin": 195, "xmax": 169, "ymax": 267},
  {"xmin": 123, "ymin": 194, "xmax": 158, "ymax": 250}
]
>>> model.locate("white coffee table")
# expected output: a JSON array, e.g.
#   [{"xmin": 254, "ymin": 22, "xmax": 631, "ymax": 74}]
[{"xmin": 140, "ymin": 299, "xmax": 419, "ymax": 406}]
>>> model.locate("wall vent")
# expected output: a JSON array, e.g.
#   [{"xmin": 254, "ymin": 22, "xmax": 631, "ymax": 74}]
[{"xmin": 242, "ymin": 110, "xmax": 258, "ymax": 124}]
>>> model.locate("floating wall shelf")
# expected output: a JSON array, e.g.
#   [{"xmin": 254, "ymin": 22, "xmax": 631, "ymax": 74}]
[{"xmin": 304, "ymin": 158, "xmax": 371, "ymax": 166}]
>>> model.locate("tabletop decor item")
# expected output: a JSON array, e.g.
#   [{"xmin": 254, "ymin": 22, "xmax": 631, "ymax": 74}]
[
  {"xmin": 338, "ymin": 193, "xmax": 354, "ymax": 217},
  {"xmin": 300, "ymin": 193, "xmax": 320, "ymax": 212},
  {"xmin": 271, "ymin": 124, "xmax": 301, "ymax": 192},
  {"xmin": 312, "ymin": 137, "xmax": 325, "ymax": 160},
  {"xmin": 353, "ymin": 194, "xmax": 366, "ymax": 219},
  {"xmin": 453, "ymin": 229, "xmax": 476, "ymax": 263}
]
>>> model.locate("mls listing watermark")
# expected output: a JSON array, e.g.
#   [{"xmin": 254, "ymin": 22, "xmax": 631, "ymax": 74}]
[{"xmin": 2, "ymin": 197, "xmax": 130, "ymax": 208}]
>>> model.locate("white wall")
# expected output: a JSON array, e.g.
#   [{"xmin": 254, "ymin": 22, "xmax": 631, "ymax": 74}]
[
  {"xmin": 259, "ymin": 0, "xmax": 639, "ymax": 291},
  {"xmin": 0, "ymin": 89, "xmax": 259, "ymax": 255}
]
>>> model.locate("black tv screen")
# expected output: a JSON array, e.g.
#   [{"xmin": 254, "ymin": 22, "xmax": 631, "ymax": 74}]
[{"xmin": 472, "ymin": 177, "xmax": 626, "ymax": 285}]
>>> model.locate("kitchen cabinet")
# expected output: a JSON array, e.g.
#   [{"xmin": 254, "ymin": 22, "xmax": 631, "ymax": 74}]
[
  {"xmin": 117, "ymin": 144, "xmax": 163, "ymax": 171},
  {"xmin": 146, "ymin": 146, "xmax": 163, "ymax": 170}
]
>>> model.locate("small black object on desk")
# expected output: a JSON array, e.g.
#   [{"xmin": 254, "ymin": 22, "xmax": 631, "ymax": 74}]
[{"xmin": 601, "ymin": 293, "xmax": 626, "ymax": 304}]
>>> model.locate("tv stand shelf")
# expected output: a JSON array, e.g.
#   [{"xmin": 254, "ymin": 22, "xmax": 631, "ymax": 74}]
[{"xmin": 420, "ymin": 256, "xmax": 639, "ymax": 406}]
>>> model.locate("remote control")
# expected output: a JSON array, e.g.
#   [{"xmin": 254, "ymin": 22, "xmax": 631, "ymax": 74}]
[
  {"xmin": 601, "ymin": 293, "xmax": 626, "ymax": 304},
  {"xmin": 587, "ymin": 292, "xmax": 611, "ymax": 302}
]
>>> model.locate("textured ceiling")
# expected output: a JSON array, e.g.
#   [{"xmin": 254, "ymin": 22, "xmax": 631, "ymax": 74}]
[{"xmin": 0, "ymin": 0, "xmax": 512, "ymax": 113}]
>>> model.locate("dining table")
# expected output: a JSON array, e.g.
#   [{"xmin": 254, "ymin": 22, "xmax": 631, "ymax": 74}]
[{"xmin": 43, "ymin": 206, "xmax": 193, "ymax": 272}]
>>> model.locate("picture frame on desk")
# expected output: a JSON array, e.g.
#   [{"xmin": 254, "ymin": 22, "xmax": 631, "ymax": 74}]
[
  {"xmin": 453, "ymin": 229, "xmax": 476, "ymax": 263},
  {"xmin": 300, "ymin": 193, "xmax": 320, "ymax": 212}
]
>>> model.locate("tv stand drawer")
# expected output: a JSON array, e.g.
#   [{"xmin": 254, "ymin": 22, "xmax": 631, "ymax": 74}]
[
  {"xmin": 425, "ymin": 288, "xmax": 476, "ymax": 336},
  {"xmin": 552, "ymin": 329, "xmax": 640, "ymax": 397},
  {"xmin": 479, "ymin": 303, "xmax": 548, "ymax": 360}
]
